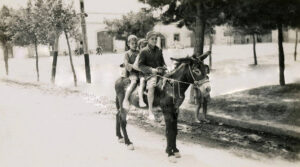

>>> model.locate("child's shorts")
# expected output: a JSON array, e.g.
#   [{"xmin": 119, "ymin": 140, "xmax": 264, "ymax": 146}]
[
  {"xmin": 146, "ymin": 75, "xmax": 157, "ymax": 89},
  {"xmin": 129, "ymin": 72, "xmax": 138, "ymax": 82}
]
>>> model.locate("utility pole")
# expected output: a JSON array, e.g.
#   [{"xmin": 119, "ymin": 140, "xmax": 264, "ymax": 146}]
[{"xmin": 79, "ymin": 0, "xmax": 91, "ymax": 83}]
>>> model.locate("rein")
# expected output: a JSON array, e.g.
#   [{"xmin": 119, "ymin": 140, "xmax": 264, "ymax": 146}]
[
  {"xmin": 155, "ymin": 64, "xmax": 209, "ymax": 104},
  {"xmin": 156, "ymin": 64, "xmax": 209, "ymax": 86}
]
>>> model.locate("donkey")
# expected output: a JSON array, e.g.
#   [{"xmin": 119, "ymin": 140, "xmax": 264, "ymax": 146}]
[{"xmin": 114, "ymin": 52, "xmax": 211, "ymax": 163}]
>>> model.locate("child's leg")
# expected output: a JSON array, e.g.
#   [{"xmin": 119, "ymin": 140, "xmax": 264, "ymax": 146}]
[
  {"xmin": 138, "ymin": 77, "xmax": 146, "ymax": 107},
  {"xmin": 146, "ymin": 76, "xmax": 157, "ymax": 120},
  {"xmin": 123, "ymin": 75, "xmax": 138, "ymax": 110}
]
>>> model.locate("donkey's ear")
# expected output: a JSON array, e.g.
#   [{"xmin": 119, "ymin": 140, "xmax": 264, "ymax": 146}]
[
  {"xmin": 198, "ymin": 51, "xmax": 211, "ymax": 61},
  {"xmin": 170, "ymin": 56, "xmax": 193, "ymax": 64}
]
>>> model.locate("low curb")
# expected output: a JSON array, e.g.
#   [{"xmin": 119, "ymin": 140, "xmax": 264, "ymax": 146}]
[
  {"xmin": 206, "ymin": 113, "xmax": 300, "ymax": 140},
  {"xmin": 180, "ymin": 104, "xmax": 300, "ymax": 140}
]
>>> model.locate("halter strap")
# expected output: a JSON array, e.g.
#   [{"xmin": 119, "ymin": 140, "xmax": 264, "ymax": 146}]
[{"xmin": 156, "ymin": 64, "xmax": 208, "ymax": 86}]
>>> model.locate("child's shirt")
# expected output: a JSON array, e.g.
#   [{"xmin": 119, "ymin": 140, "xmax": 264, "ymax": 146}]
[
  {"xmin": 124, "ymin": 49, "xmax": 139, "ymax": 74},
  {"xmin": 137, "ymin": 45, "xmax": 166, "ymax": 74}
]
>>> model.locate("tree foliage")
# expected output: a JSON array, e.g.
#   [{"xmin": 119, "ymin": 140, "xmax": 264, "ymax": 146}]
[
  {"xmin": 10, "ymin": 0, "xmax": 49, "ymax": 47},
  {"xmin": 0, "ymin": 6, "xmax": 13, "ymax": 46},
  {"xmin": 0, "ymin": 5, "xmax": 14, "ymax": 75},
  {"xmin": 104, "ymin": 8, "xmax": 157, "ymax": 40}
]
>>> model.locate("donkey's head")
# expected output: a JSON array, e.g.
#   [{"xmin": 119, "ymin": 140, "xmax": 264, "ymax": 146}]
[{"xmin": 170, "ymin": 51, "xmax": 211, "ymax": 99}]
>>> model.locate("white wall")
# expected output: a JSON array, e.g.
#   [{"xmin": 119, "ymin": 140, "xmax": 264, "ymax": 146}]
[
  {"xmin": 113, "ymin": 38, "xmax": 125, "ymax": 52},
  {"xmin": 153, "ymin": 22, "xmax": 192, "ymax": 48},
  {"xmin": 272, "ymin": 29, "xmax": 298, "ymax": 43},
  {"xmin": 214, "ymin": 26, "xmax": 234, "ymax": 45}
]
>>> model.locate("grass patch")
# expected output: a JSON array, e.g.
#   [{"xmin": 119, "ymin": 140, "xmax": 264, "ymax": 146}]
[{"xmin": 208, "ymin": 83, "xmax": 300, "ymax": 126}]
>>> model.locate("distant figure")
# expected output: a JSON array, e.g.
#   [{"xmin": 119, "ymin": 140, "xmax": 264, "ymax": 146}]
[
  {"xmin": 96, "ymin": 45, "xmax": 103, "ymax": 55},
  {"xmin": 80, "ymin": 41, "xmax": 84, "ymax": 55}
]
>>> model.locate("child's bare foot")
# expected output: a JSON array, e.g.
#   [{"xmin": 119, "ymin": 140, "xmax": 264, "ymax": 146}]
[
  {"xmin": 139, "ymin": 100, "xmax": 147, "ymax": 108},
  {"xmin": 123, "ymin": 100, "xmax": 130, "ymax": 110}
]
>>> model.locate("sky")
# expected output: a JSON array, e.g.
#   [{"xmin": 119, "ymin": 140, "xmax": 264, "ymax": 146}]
[
  {"xmin": 0, "ymin": 0, "xmax": 148, "ymax": 14},
  {"xmin": 0, "ymin": 0, "xmax": 149, "ymax": 23}
]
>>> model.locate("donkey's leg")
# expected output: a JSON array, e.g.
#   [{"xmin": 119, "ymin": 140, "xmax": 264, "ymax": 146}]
[
  {"xmin": 163, "ymin": 110, "xmax": 177, "ymax": 162},
  {"xmin": 116, "ymin": 112, "xmax": 124, "ymax": 143},
  {"xmin": 172, "ymin": 112, "xmax": 181, "ymax": 158},
  {"xmin": 203, "ymin": 98, "xmax": 208, "ymax": 121},
  {"xmin": 120, "ymin": 110, "xmax": 134, "ymax": 150},
  {"xmin": 116, "ymin": 96, "xmax": 123, "ymax": 141},
  {"xmin": 118, "ymin": 92, "xmax": 133, "ymax": 149}
]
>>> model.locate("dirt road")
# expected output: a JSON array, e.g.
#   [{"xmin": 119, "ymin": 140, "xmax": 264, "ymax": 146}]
[{"xmin": 0, "ymin": 81, "xmax": 299, "ymax": 167}]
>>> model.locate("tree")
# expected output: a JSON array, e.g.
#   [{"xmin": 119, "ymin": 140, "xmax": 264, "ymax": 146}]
[
  {"xmin": 226, "ymin": 0, "xmax": 271, "ymax": 66},
  {"xmin": 60, "ymin": 2, "xmax": 80, "ymax": 87},
  {"xmin": 233, "ymin": 26, "xmax": 270, "ymax": 65},
  {"xmin": 261, "ymin": 0, "xmax": 300, "ymax": 86},
  {"xmin": 227, "ymin": 0, "xmax": 300, "ymax": 86},
  {"xmin": 46, "ymin": 0, "xmax": 64, "ymax": 83},
  {"xmin": 295, "ymin": 29, "xmax": 298, "ymax": 61},
  {"xmin": 205, "ymin": 26, "xmax": 215, "ymax": 68},
  {"xmin": 0, "ymin": 6, "xmax": 13, "ymax": 75},
  {"xmin": 11, "ymin": 0, "xmax": 49, "ymax": 81},
  {"xmin": 139, "ymin": 0, "xmax": 227, "ymax": 104},
  {"xmin": 104, "ymin": 8, "xmax": 157, "ymax": 49}
]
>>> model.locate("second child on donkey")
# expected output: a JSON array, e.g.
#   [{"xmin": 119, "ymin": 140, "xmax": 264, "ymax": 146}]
[
  {"xmin": 122, "ymin": 35, "xmax": 140, "ymax": 109},
  {"xmin": 134, "ymin": 38, "xmax": 148, "ymax": 107}
]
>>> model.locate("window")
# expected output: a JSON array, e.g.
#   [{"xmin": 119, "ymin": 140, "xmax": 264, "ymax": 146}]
[{"xmin": 174, "ymin": 33, "xmax": 180, "ymax": 41}]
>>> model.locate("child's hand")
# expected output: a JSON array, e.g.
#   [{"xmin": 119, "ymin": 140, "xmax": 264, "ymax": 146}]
[
  {"xmin": 151, "ymin": 68, "xmax": 158, "ymax": 74},
  {"xmin": 156, "ymin": 67, "xmax": 167, "ymax": 75}
]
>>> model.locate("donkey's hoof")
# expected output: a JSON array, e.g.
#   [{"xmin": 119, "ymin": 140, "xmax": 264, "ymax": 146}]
[
  {"xmin": 168, "ymin": 155, "xmax": 177, "ymax": 163},
  {"xmin": 118, "ymin": 138, "xmax": 125, "ymax": 143},
  {"xmin": 174, "ymin": 152, "xmax": 181, "ymax": 158},
  {"xmin": 127, "ymin": 144, "xmax": 134, "ymax": 150}
]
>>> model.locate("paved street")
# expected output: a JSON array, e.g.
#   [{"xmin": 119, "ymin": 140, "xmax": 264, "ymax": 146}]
[{"xmin": 0, "ymin": 81, "xmax": 299, "ymax": 167}]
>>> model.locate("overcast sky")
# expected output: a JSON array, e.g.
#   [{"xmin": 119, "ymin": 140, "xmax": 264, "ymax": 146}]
[
  {"xmin": 0, "ymin": 0, "xmax": 149, "ymax": 23},
  {"xmin": 0, "ymin": 0, "xmax": 148, "ymax": 13}
]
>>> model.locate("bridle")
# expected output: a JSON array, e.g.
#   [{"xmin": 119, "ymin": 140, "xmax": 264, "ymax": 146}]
[
  {"xmin": 156, "ymin": 63, "xmax": 209, "ymax": 86},
  {"xmin": 156, "ymin": 63, "xmax": 210, "ymax": 103}
]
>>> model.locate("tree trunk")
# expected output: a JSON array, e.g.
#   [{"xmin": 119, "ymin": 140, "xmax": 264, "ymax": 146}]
[
  {"xmin": 278, "ymin": 23, "xmax": 285, "ymax": 86},
  {"xmin": 209, "ymin": 33, "xmax": 213, "ymax": 68},
  {"xmin": 34, "ymin": 40, "xmax": 40, "ymax": 82},
  {"xmin": 190, "ymin": 2, "xmax": 206, "ymax": 104},
  {"xmin": 252, "ymin": 33, "xmax": 258, "ymax": 65},
  {"xmin": 295, "ymin": 29, "xmax": 298, "ymax": 61},
  {"xmin": 51, "ymin": 33, "xmax": 59, "ymax": 83},
  {"xmin": 3, "ymin": 43, "xmax": 9, "ymax": 75},
  {"xmin": 65, "ymin": 31, "xmax": 77, "ymax": 87},
  {"xmin": 9, "ymin": 44, "xmax": 14, "ymax": 58}
]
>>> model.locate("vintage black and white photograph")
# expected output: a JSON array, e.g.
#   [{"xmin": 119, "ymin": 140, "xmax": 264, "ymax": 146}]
[{"xmin": 0, "ymin": 0, "xmax": 300, "ymax": 166}]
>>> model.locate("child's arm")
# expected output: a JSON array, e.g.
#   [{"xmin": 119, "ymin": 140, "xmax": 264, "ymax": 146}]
[{"xmin": 124, "ymin": 52, "xmax": 133, "ymax": 72}]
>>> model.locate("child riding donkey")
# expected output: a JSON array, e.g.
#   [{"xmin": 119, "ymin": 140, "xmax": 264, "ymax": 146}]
[
  {"xmin": 122, "ymin": 35, "xmax": 148, "ymax": 109},
  {"xmin": 137, "ymin": 31, "xmax": 167, "ymax": 120}
]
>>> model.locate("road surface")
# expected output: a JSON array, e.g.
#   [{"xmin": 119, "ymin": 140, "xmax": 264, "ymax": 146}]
[{"xmin": 0, "ymin": 81, "xmax": 298, "ymax": 167}]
